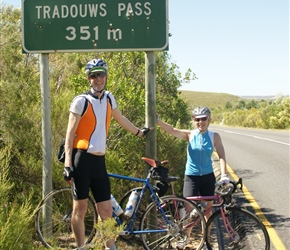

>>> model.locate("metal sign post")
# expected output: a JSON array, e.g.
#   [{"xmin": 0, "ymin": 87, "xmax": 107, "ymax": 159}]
[{"xmin": 40, "ymin": 54, "xmax": 52, "ymax": 198}]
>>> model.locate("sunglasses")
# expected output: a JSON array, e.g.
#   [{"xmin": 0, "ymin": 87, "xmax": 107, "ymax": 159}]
[
  {"xmin": 89, "ymin": 72, "xmax": 107, "ymax": 79},
  {"xmin": 194, "ymin": 117, "xmax": 208, "ymax": 122}
]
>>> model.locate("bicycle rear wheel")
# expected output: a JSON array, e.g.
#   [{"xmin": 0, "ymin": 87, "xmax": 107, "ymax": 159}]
[
  {"xmin": 35, "ymin": 187, "xmax": 97, "ymax": 248},
  {"xmin": 140, "ymin": 195, "xmax": 206, "ymax": 250},
  {"xmin": 206, "ymin": 206, "xmax": 270, "ymax": 250}
]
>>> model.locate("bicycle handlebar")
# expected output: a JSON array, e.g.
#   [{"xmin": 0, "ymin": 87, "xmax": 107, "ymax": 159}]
[
  {"xmin": 215, "ymin": 178, "xmax": 243, "ymax": 196},
  {"xmin": 212, "ymin": 178, "xmax": 243, "ymax": 206}
]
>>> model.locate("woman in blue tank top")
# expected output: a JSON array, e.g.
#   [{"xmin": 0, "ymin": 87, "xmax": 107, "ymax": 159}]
[
  {"xmin": 157, "ymin": 106, "xmax": 230, "ymax": 249},
  {"xmin": 157, "ymin": 106, "xmax": 229, "ymax": 218}
]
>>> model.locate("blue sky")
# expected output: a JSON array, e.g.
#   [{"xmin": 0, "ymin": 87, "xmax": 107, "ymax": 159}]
[
  {"xmin": 7, "ymin": 0, "xmax": 289, "ymax": 96},
  {"xmin": 167, "ymin": 0, "xmax": 289, "ymax": 96}
]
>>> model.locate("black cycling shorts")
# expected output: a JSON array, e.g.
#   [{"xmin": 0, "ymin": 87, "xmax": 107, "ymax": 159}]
[
  {"xmin": 183, "ymin": 172, "xmax": 216, "ymax": 197},
  {"xmin": 72, "ymin": 149, "xmax": 111, "ymax": 202}
]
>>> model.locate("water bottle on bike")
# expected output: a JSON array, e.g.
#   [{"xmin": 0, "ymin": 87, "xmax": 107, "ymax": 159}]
[
  {"xmin": 111, "ymin": 194, "xmax": 123, "ymax": 216},
  {"xmin": 190, "ymin": 201, "xmax": 207, "ymax": 218},
  {"xmin": 124, "ymin": 190, "xmax": 139, "ymax": 217}
]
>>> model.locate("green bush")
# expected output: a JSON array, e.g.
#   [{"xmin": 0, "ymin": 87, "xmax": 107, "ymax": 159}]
[{"xmin": 0, "ymin": 147, "xmax": 37, "ymax": 250}]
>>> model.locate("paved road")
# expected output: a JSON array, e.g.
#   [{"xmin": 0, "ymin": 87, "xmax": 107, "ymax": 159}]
[{"xmin": 210, "ymin": 125, "xmax": 290, "ymax": 250}]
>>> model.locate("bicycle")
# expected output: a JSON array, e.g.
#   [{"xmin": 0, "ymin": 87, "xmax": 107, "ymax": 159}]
[
  {"xmin": 120, "ymin": 157, "xmax": 270, "ymax": 250},
  {"xmin": 35, "ymin": 157, "xmax": 207, "ymax": 250}
]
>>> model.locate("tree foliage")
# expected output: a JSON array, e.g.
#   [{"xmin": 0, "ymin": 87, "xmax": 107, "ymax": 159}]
[{"xmin": 218, "ymin": 97, "xmax": 290, "ymax": 129}]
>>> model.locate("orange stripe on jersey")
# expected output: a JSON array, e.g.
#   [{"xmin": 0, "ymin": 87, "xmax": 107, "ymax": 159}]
[
  {"xmin": 73, "ymin": 103, "xmax": 96, "ymax": 150},
  {"xmin": 106, "ymin": 98, "xmax": 112, "ymax": 135}
]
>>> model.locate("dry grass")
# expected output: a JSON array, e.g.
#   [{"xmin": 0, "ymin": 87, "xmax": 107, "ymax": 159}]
[
  {"xmin": 115, "ymin": 238, "xmax": 144, "ymax": 249},
  {"xmin": 179, "ymin": 90, "xmax": 241, "ymax": 110}
]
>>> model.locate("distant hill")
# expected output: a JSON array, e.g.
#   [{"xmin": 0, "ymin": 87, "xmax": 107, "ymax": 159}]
[
  {"xmin": 179, "ymin": 90, "xmax": 281, "ymax": 110},
  {"xmin": 179, "ymin": 90, "xmax": 241, "ymax": 110}
]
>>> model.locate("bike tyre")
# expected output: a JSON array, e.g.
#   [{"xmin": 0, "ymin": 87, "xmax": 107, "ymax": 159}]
[
  {"xmin": 206, "ymin": 206, "xmax": 270, "ymax": 250},
  {"xmin": 35, "ymin": 187, "xmax": 97, "ymax": 248}
]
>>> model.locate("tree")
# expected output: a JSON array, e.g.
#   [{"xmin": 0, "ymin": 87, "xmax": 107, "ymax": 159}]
[
  {"xmin": 225, "ymin": 101, "xmax": 233, "ymax": 110},
  {"xmin": 246, "ymin": 99, "xmax": 259, "ymax": 109},
  {"xmin": 269, "ymin": 98, "xmax": 290, "ymax": 129},
  {"xmin": 236, "ymin": 100, "xmax": 246, "ymax": 109}
]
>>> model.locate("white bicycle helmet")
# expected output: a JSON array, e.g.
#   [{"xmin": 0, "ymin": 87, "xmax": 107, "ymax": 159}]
[
  {"xmin": 85, "ymin": 59, "xmax": 108, "ymax": 76},
  {"xmin": 192, "ymin": 106, "xmax": 211, "ymax": 118}
]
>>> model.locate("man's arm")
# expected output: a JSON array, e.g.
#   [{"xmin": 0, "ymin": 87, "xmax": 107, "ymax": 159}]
[
  {"xmin": 111, "ymin": 108, "xmax": 144, "ymax": 137},
  {"xmin": 64, "ymin": 112, "xmax": 81, "ymax": 184}
]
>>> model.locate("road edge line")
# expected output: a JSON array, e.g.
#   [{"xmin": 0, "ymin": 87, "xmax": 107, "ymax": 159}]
[{"xmin": 226, "ymin": 162, "xmax": 286, "ymax": 250}]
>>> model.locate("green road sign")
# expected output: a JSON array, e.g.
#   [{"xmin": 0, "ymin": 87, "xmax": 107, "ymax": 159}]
[{"xmin": 22, "ymin": 0, "xmax": 168, "ymax": 53}]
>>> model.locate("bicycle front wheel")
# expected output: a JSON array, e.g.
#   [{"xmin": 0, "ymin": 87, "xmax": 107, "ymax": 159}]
[
  {"xmin": 35, "ymin": 187, "xmax": 97, "ymax": 248},
  {"xmin": 206, "ymin": 206, "xmax": 270, "ymax": 250},
  {"xmin": 140, "ymin": 195, "xmax": 206, "ymax": 250}
]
